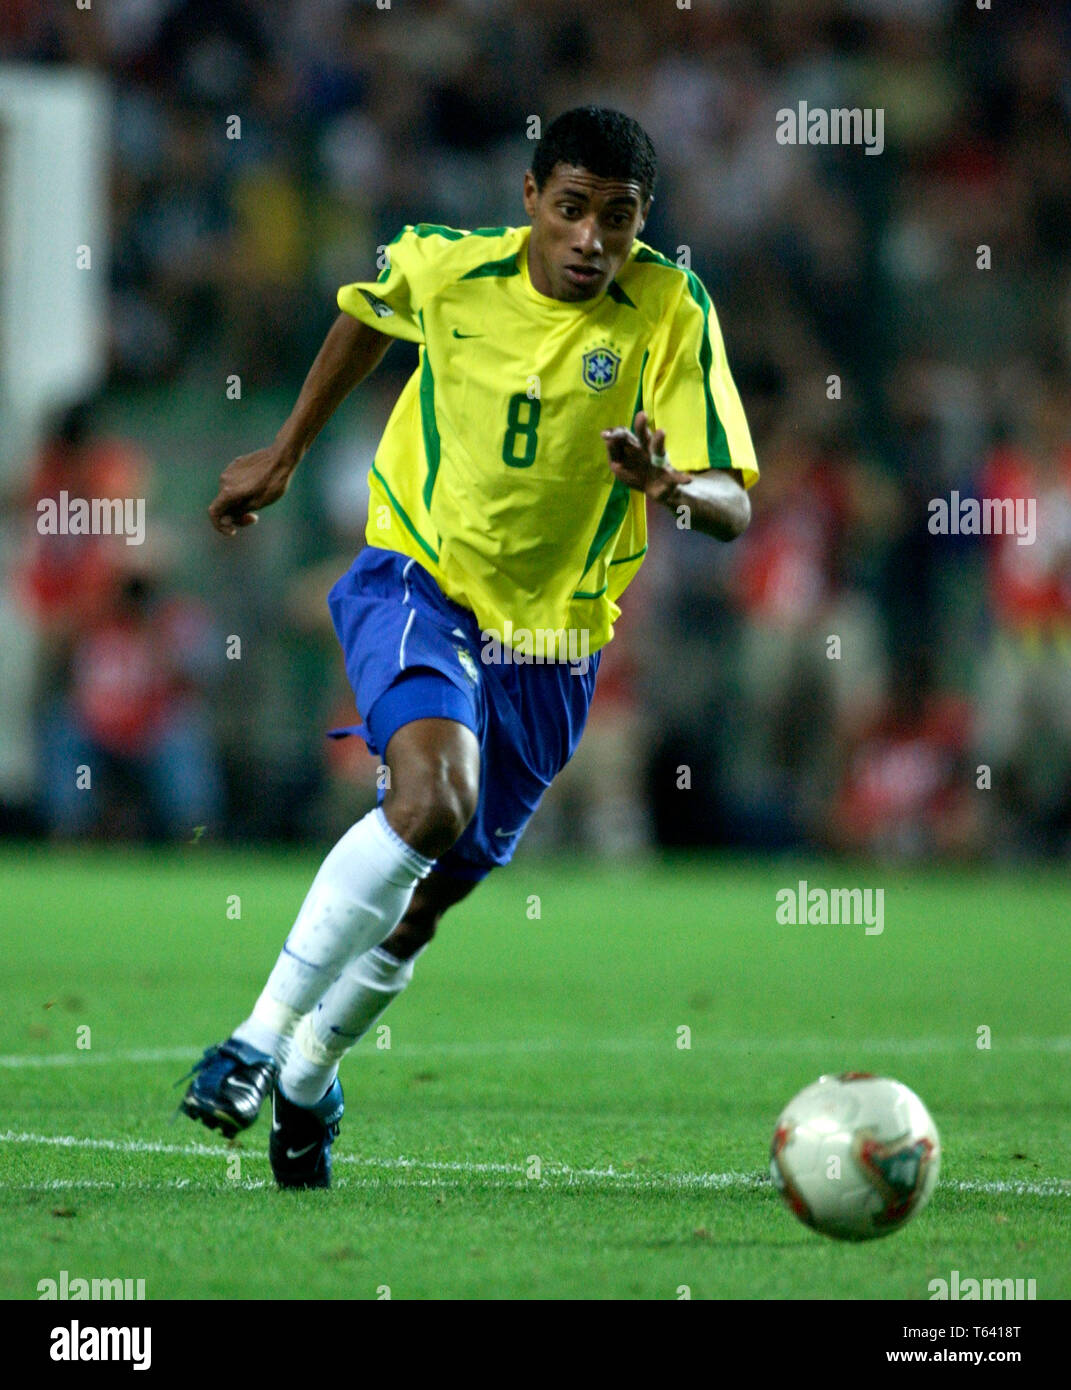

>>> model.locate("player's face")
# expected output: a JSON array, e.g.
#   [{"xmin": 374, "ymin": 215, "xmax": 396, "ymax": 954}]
[{"xmin": 523, "ymin": 165, "xmax": 650, "ymax": 302}]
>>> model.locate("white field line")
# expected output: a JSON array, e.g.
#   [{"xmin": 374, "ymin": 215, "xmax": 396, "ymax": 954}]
[
  {"xmin": 8, "ymin": 1176, "xmax": 549, "ymax": 1193},
  {"xmin": 2, "ymin": 1035, "xmax": 1070, "ymax": 1070},
  {"xmin": 0, "ymin": 1131, "xmax": 1067, "ymax": 1198},
  {"xmin": 0, "ymin": 1047, "xmax": 194, "ymax": 1069}
]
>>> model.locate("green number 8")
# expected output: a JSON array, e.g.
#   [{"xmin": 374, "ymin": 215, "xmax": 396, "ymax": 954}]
[{"xmin": 501, "ymin": 392, "xmax": 541, "ymax": 468}]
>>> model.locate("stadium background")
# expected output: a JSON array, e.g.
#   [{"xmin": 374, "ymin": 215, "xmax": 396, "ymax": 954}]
[{"xmin": 1, "ymin": 0, "xmax": 1069, "ymax": 863}]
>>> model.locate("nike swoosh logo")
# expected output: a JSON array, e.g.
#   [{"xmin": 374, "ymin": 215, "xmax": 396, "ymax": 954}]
[
  {"xmin": 452, "ymin": 328, "xmax": 482, "ymax": 338},
  {"xmin": 493, "ymin": 827, "xmax": 517, "ymax": 838},
  {"xmin": 285, "ymin": 1143, "xmax": 319, "ymax": 1160}
]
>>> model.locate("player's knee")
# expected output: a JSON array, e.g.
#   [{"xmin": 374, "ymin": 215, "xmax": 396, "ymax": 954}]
[
  {"xmin": 383, "ymin": 719, "xmax": 480, "ymax": 858},
  {"xmin": 415, "ymin": 767, "xmax": 477, "ymax": 855},
  {"xmin": 386, "ymin": 759, "xmax": 478, "ymax": 860}
]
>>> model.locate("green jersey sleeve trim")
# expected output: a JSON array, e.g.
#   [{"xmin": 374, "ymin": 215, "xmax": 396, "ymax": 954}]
[
  {"xmin": 410, "ymin": 223, "xmax": 465, "ymax": 241},
  {"xmin": 406, "ymin": 223, "xmax": 510, "ymax": 241},
  {"xmin": 634, "ymin": 249, "xmax": 733, "ymax": 470}
]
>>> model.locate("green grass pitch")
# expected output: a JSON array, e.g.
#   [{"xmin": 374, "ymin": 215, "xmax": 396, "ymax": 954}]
[{"xmin": 1, "ymin": 846, "xmax": 1068, "ymax": 1300}]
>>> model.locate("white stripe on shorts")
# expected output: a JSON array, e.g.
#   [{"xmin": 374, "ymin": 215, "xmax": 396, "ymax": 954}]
[{"xmin": 398, "ymin": 558, "xmax": 417, "ymax": 669}]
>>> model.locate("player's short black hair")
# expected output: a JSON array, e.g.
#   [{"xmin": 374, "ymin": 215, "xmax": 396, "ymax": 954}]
[{"xmin": 532, "ymin": 107, "xmax": 656, "ymax": 203}]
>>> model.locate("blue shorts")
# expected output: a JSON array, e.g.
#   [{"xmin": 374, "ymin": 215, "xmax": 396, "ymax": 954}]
[{"xmin": 327, "ymin": 548, "xmax": 600, "ymax": 880}]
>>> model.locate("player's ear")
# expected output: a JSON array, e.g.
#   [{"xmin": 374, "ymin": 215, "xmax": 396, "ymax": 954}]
[{"xmin": 523, "ymin": 171, "xmax": 539, "ymax": 216}]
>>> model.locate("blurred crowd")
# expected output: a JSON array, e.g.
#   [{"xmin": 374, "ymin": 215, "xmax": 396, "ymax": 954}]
[{"xmin": 1, "ymin": 0, "xmax": 1069, "ymax": 859}]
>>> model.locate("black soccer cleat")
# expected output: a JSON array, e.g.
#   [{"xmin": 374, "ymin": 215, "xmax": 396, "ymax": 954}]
[
  {"xmin": 179, "ymin": 1037, "xmax": 277, "ymax": 1139},
  {"xmin": 269, "ymin": 1080, "xmax": 344, "ymax": 1190}
]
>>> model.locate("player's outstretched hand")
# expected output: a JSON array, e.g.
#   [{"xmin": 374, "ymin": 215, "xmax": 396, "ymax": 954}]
[
  {"xmin": 601, "ymin": 411, "xmax": 691, "ymax": 502},
  {"xmin": 209, "ymin": 447, "xmax": 294, "ymax": 536}
]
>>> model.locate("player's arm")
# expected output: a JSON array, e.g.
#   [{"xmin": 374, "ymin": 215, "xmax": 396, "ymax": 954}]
[
  {"xmin": 209, "ymin": 313, "xmax": 392, "ymax": 537},
  {"xmin": 601, "ymin": 411, "xmax": 751, "ymax": 542}
]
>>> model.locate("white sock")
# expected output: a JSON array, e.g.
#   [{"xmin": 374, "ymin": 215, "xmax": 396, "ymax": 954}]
[
  {"xmin": 232, "ymin": 1001, "xmax": 303, "ymax": 1066},
  {"xmin": 278, "ymin": 944, "xmax": 422, "ymax": 1106},
  {"xmin": 232, "ymin": 809, "xmax": 432, "ymax": 1065}
]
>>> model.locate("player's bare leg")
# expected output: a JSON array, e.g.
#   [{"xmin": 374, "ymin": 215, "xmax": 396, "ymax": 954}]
[{"xmin": 382, "ymin": 867, "xmax": 481, "ymax": 958}]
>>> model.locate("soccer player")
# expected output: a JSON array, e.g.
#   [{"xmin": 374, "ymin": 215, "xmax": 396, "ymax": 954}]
[{"xmin": 181, "ymin": 107, "xmax": 758, "ymax": 1187}]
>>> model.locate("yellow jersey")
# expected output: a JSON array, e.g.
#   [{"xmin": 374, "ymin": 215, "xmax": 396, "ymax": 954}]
[{"xmin": 338, "ymin": 223, "xmax": 757, "ymax": 657}]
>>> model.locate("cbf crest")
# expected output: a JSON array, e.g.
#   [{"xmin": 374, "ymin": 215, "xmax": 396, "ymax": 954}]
[
  {"xmin": 581, "ymin": 346, "xmax": 621, "ymax": 393},
  {"xmin": 455, "ymin": 646, "xmax": 479, "ymax": 686}
]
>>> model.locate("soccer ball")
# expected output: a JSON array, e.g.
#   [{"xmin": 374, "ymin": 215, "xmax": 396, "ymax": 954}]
[{"xmin": 769, "ymin": 1073, "xmax": 940, "ymax": 1241}]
